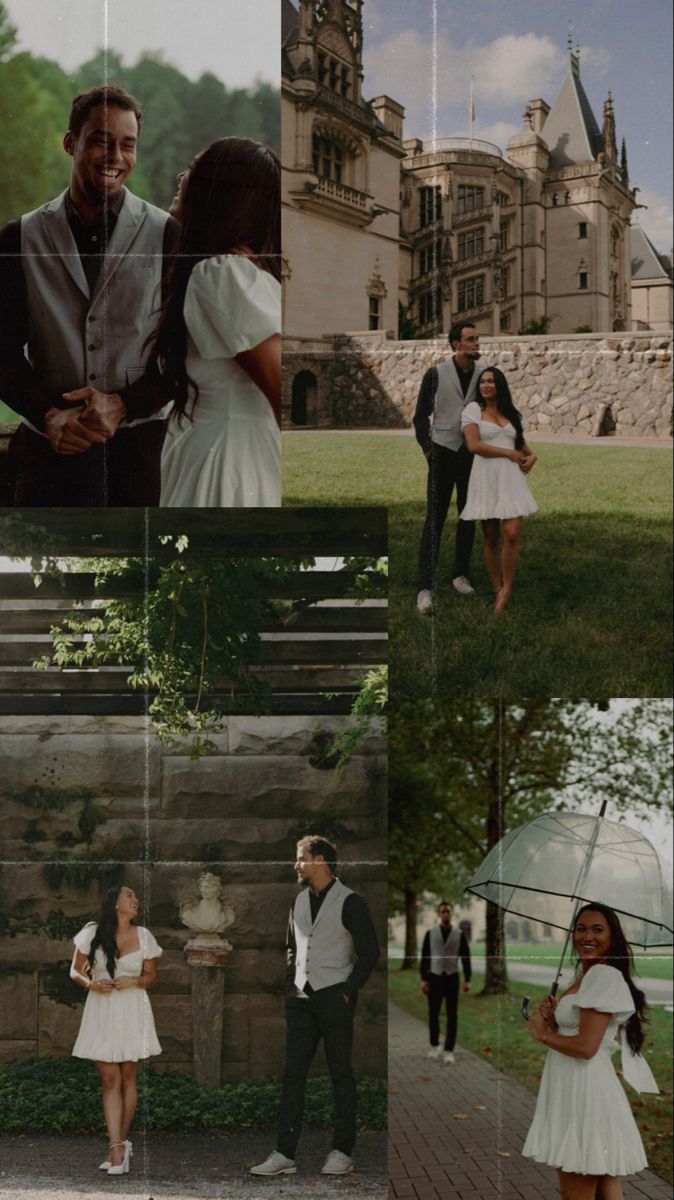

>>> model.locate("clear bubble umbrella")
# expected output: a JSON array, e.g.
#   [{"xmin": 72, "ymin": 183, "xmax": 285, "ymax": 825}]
[{"xmin": 464, "ymin": 802, "xmax": 673, "ymax": 1016}]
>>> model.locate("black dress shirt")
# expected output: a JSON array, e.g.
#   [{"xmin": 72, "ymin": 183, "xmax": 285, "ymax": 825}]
[
  {"xmin": 0, "ymin": 192, "xmax": 179, "ymax": 430},
  {"xmin": 286, "ymin": 877, "xmax": 380, "ymax": 998}
]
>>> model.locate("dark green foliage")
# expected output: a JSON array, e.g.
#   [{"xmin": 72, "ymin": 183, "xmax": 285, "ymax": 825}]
[
  {"xmin": 40, "ymin": 961, "xmax": 85, "ymax": 1009},
  {"xmin": 0, "ymin": 1058, "xmax": 387, "ymax": 1134},
  {"xmin": 41, "ymin": 853, "xmax": 125, "ymax": 893},
  {"xmin": 21, "ymin": 820, "xmax": 48, "ymax": 844}
]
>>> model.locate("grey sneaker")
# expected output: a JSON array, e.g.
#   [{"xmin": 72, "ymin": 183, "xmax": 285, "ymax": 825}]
[
  {"xmin": 452, "ymin": 575, "xmax": 475, "ymax": 595},
  {"xmin": 321, "ymin": 1150, "xmax": 354, "ymax": 1175},
  {"xmin": 250, "ymin": 1151, "xmax": 296, "ymax": 1176},
  {"xmin": 443, "ymin": 1051, "xmax": 456, "ymax": 1064},
  {"xmin": 427, "ymin": 1045, "xmax": 443, "ymax": 1059},
  {"xmin": 416, "ymin": 588, "xmax": 433, "ymax": 614}
]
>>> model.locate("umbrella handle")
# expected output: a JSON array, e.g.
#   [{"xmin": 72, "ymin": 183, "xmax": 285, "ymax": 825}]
[{"xmin": 521, "ymin": 996, "xmax": 530, "ymax": 1020}]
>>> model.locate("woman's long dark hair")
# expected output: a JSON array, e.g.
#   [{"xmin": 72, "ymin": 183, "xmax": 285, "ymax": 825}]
[
  {"xmin": 145, "ymin": 137, "xmax": 281, "ymax": 424},
  {"xmin": 477, "ymin": 366, "xmax": 525, "ymax": 449},
  {"xmin": 88, "ymin": 885, "xmax": 128, "ymax": 979},
  {"xmin": 573, "ymin": 902, "xmax": 647, "ymax": 1055}
]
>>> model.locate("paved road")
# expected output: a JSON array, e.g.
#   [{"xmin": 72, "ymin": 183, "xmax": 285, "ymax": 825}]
[
  {"xmin": 389, "ymin": 1001, "xmax": 671, "ymax": 1200},
  {"xmin": 469, "ymin": 959, "xmax": 674, "ymax": 1007},
  {"xmin": 0, "ymin": 1129, "xmax": 386, "ymax": 1200}
]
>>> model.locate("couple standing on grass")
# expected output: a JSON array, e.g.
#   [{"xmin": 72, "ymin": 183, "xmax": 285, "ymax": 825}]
[
  {"xmin": 69, "ymin": 836, "xmax": 379, "ymax": 1179},
  {"xmin": 0, "ymin": 83, "xmax": 281, "ymax": 508},
  {"xmin": 414, "ymin": 318, "xmax": 538, "ymax": 616}
]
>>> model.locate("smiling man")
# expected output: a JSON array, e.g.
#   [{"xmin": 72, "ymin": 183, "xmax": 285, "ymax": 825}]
[
  {"xmin": 251, "ymin": 835, "xmax": 380, "ymax": 1178},
  {"xmin": 0, "ymin": 85, "xmax": 179, "ymax": 505}
]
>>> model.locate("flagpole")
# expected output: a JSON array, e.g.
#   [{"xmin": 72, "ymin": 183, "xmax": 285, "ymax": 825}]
[{"xmin": 469, "ymin": 75, "xmax": 475, "ymax": 147}]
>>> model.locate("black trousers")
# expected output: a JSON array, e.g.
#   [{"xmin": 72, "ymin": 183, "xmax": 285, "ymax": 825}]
[
  {"xmin": 9, "ymin": 420, "xmax": 166, "ymax": 507},
  {"xmin": 427, "ymin": 973, "xmax": 460, "ymax": 1051},
  {"xmin": 417, "ymin": 442, "xmax": 475, "ymax": 591},
  {"xmin": 277, "ymin": 986, "xmax": 357, "ymax": 1159}
]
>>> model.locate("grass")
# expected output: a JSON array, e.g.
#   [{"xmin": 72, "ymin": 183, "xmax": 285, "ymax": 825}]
[
  {"xmin": 389, "ymin": 966, "xmax": 673, "ymax": 1184},
  {"xmin": 466, "ymin": 943, "xmax": 673, "ymax": 981},
  {"xmin": 283, "ymin": 432, "xmax": 673, "ymax": 696}
]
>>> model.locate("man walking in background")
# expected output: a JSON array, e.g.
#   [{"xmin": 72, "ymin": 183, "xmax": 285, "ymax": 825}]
[
  {"xmin": 251, "ymin": 835, "xmax": 380, "ymax": 1177},
  {"xmin": 420, "ymin": 901, "xmax": 471, "ymax": 1064},
  {"xmin": 414, "ymin": 320, "xmax": 481, "ymax": 615}
]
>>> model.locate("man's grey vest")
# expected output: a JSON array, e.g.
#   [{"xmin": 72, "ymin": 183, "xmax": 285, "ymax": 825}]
[
  {"xmin": 20, "ymin": 188, "xmax": 171, "ymax": 432},
  {"xmin": 429, "ymin": 925, "xmax": 462, "ymax": 976},
  {"xmin": 293, "ymin": 878, "xmax": 355, "ymax": 992},
  {"xmin": 431, "ymin": 359, "xmax": 479, "ymax": 450}
]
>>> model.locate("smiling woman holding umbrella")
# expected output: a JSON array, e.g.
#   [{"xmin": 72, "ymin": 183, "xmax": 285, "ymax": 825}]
[{"xmin": 521, "ymin": 902, "xmax": 658, "ymax": 1200}]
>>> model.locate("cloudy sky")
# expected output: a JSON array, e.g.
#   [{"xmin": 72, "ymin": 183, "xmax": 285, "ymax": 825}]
[
  {"xmin": 2, "ymin": 0, "xmax": 279, "ymax": 88},
  {"xmin": 362, "ymin": 0, "xmax": 672, "ymax": 252}
]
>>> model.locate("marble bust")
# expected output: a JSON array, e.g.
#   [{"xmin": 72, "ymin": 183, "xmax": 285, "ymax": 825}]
[{"xmin": 180, "ymin": 872, "xmax": 235, "ymax": 939}]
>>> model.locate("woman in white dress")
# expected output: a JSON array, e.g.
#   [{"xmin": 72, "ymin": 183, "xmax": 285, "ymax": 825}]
[
  {"xmin": 145, "ymin": 137, "xmax": 281, "ymax": 507},
  {"xmin": 522, "ymin": 902, "xmax": 659, "ymax": 1200},
  {"xmin": 70, "ymin": 884, "xmax": 163, "ymax": 1176},
  {"xmin": 460, "ymin": 367, "xmax": 537, "ymax": 612}
]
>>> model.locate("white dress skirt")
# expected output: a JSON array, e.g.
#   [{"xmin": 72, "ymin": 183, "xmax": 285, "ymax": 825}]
[
  {"xmin": 71, "ymin": 923, "xmax": 163, "ymax": 1063},
  {"xmin": 522, "ymin": 964, "xmax": 658, "ymax": 1177},
  {"xmin": 460, "ymin": 401, "xmax": 538, "ymax": 521},
  {"xmin": 160, "ymin": 254, "xmax": 281, "ymax": 508}
]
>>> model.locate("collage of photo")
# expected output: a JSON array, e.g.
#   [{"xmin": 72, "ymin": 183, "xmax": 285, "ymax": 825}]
[{"xmin": 0, "ymin": 2, "xmax": 671, "ymax": 1200}]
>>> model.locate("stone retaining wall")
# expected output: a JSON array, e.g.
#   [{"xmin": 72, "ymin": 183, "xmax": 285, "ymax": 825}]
[
  {"xmin": 282, "ymin": 332, "xmax": 672, "ymax": 437},
  {"xmin": 0, "ymin": 715, "xmax": 387, "ymax": 1081}
]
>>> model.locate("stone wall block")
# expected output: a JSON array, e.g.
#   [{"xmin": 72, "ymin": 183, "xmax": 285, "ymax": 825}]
[
  {"xmin": 0, "ymin": 973, "xmax": 38, "ymax": 1039},
  {"xmin": 38, "ymin": 996, "xmax": 82, "ymax": 1056}
]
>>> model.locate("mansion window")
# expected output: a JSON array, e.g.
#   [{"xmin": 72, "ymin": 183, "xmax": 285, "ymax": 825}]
[
  {"xmin": 419, "ymin": 288, "xmax": 442, "ymax": 326},
  {"xmin": 495, "ymin": 190, "xmax": 510, "ymax": 207},
  {"xmin": 502, "ymin": 267, "xmax": 510, "ymax": 297},
  {"xmin": 312, "ymin": 133, "xmax": 343, "ymax": 182},
  {"xmin": 611, "ymin": 227, "xmax": 620, "ymax": 257},
  {"xmin": 419, "ymin": 242, "xmax": 440, "ymax": 276},
  {"xmin": 457, "ymin": 184, "xmax": 485, "ymax": 213},
  {"xmin": 369, "ymin": 296, "xmax": 381, "ymax": 331},
  {"xmin": 499, "ymin": 220, "xmax": 509, "ymax": 252},
  {"xmin": 457, "ymin": 275, "xmax": 484, "ymax": 312},
  {"xmin": 500, "ymin": 312, "xmax": 511, "ymax": 331},
  {"xmin": 578, "ymin": 222, "xmax": 588, "ymax": 238},
  {"xmin": 579, "ymin": 272, "xmax": 588, "ymax": 290},
  {"xmin": 317, "ymin": 51, "xmax": 351, "ymax": 98},
  {"xmin": 419, "ymin": 185, "xmax": 442, "ymax": 228},
  {"xmin": 457, "ymin": 227, "xmax": 484, "ymax": 261}
]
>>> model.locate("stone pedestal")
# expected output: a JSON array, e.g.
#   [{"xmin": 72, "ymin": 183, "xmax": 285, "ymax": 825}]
[{"xmin": 184, "ymin": 937, "xmax": 232, "ymax": 1088}]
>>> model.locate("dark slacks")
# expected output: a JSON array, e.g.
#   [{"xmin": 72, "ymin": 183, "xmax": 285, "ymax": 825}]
[
  {"xmin": 277, "ymin": 985, "xmax": 357, "ymax": 1159},
  {"xmin": 427, "ymin": 973, "xmax": 460, "ymax": 1051},
  {"xmin": 9, "ymin": 420, "xmax": 166, "ymax": 507},
  {"xmin": 417, "ymin": 442, "xmax": 475, "ymax": 590}
]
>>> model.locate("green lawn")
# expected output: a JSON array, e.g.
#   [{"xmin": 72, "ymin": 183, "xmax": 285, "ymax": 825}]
[
  {"xmin": 283, "ymin": 432, "xmax": 673, "ymax": 696},
  {"xmin": 389, "ymin": 967, "xmax": 673, "ymax": 1184},
  {"xmin": 467, "ymin": 943, "xmax": 673, "ymax": 980}
]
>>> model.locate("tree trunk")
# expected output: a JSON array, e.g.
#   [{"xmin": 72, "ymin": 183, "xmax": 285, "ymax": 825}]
[
  {"xmin": 481, "ymin": 900, "xmax": 508, "ymax": 994},
  {"xmin": 401, "ymin": 887, "xmax": 418, "ymax": 969}
]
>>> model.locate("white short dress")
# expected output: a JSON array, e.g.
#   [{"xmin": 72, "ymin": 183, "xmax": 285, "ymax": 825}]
[
  {"xmin": 160, "ymin": 255, "xmax": 281, "ymax": 508},
  {"xmin": 460, "ymin": 401, "xmax": 538, "ymax": 520},
  {"xmin": 522, "ymin": 964, "xmax": 659, "ymax": 1176},
  {"xmin": 71, "ymin": 923, "xmax": 163, "ymax": 1063}
]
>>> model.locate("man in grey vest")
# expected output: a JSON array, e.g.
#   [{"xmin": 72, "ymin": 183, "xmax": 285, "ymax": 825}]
[
  {"xmin": 0, "ymin": 85, "xmax": 179, "ymax": 505},
  {"xmin": 414, "ymin": 319, "xmax": 481, "ymax": 615},
  {"xmin": 420, "ymin": 901, "xmax": 471, "ymax": 1064},
  {"xmin": 251, "ymin": 835, "xmax": 380, "ymax": 1178}
]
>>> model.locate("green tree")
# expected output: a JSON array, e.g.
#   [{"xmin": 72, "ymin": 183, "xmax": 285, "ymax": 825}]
[{"xmin": 390, "ymin": 699, "xmax": 673, "ymax": 993}]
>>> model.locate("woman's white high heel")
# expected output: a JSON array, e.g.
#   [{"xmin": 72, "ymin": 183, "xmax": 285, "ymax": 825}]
[
  {"xmin": 99, "ymin": 1138, "xmax": 132, "ymax": 1170},
  {"xmin": 107, "ymin": 1140, "xmax": 131, "ymax": 1175}
]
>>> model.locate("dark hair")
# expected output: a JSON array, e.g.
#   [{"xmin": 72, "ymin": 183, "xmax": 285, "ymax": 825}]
[
  {"xmin": 448, "ymin": 319, "xmax": 476, "ymax": 348},
  {"xmin": 573, "ymin": 903, "xmax": 648, "ymax": 1055},
  {"xmin": 88, "ymin": 884, "xmax": 131, "ymax": 979},
  {"xmin": 145, "ymin": 137, "xmax": 280, "ymax": 424},
  {"xmin": 300, "ymin": 835, "xmax": 338, "ymax": 873},
  {"xmin": 477, "ymin": 366, "xmax": 525, "ymax": 450},
  {"xmin": 68, "ymin": 85, "xmax": 143, "ymax": 137},
  {"xmin": 437, "ymin": 901, "xmax": 453, "ymax": 910}
]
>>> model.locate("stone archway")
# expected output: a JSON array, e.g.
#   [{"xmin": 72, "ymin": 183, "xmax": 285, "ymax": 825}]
[{"xmin": 291, "ymin": 370, "xmax": 318, "ymax": 426}]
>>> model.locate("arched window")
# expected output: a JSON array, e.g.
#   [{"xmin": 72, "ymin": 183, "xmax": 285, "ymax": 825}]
[{"xmin": 312, "ymin": 133, "xmax": 343, "ymax": 182}]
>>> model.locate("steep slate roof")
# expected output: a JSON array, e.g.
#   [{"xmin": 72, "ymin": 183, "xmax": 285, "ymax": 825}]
[
  {"xmin": 282, "ymin": 0, "xmax": 299, "ymax": 47},
  {"xmin": 541, "ymin": 57, "xmax": 603, "ymax": 167},
  {"xmin": 631, "ymin": 226, "xmax": 673, "ymax": 280}
]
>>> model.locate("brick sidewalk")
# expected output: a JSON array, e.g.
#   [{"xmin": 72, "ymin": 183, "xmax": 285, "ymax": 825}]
[{"xmin": 388, "ymin": 1003, "xmax": 670, "ymax": 1200}]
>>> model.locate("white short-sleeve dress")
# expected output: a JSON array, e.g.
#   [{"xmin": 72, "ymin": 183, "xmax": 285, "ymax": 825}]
[
  {"xmin": 522, "ymin": 964, "xmax": 658, "ymax": 1176},
  {"xmin": 160, "ymin": 255, "xmax": 281, "ymax": 508},
  {"xmin": 71, "ymin": 923, "xmax": 163, "ymax": 1063},
  {"xmin": 460, "ymin": 401, "xmax": 538, "ymax": 520}
]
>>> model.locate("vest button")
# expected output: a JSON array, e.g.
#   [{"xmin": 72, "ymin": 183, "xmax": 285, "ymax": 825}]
[
  {"xmin": 88, "ymin": 315, "xmax": 95, "ymax": 322},
  {"xmin": 88, "ymin": 345, "xmax": 96, "ymax": 352},
  {"xmin": 89, "ymin": 374, "xmax": 96, "ymax": 381}
]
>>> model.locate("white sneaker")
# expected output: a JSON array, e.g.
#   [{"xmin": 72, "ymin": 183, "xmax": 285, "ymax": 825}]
[
  {"xmin": 452, "ymin": 576, "xmax": 475, "ymax": 595},
  {"xmin": 443, "ymin": 1051, "xmax": 456, "ymax": 1064},
  {"xmin": 321, "ymin": 1150, "xmax": 354, "ymax": 1175},
  {"xmin": 416, "ymin": 588, "xmax": 433, "ymax": 615},
  {"xmin": 427, "ymin": 1045, "xmax": 443, "ymax": 1059},
  {"xmin": 250, "ymin": 1151, "xmax": 297, "ymax": 1176}
]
